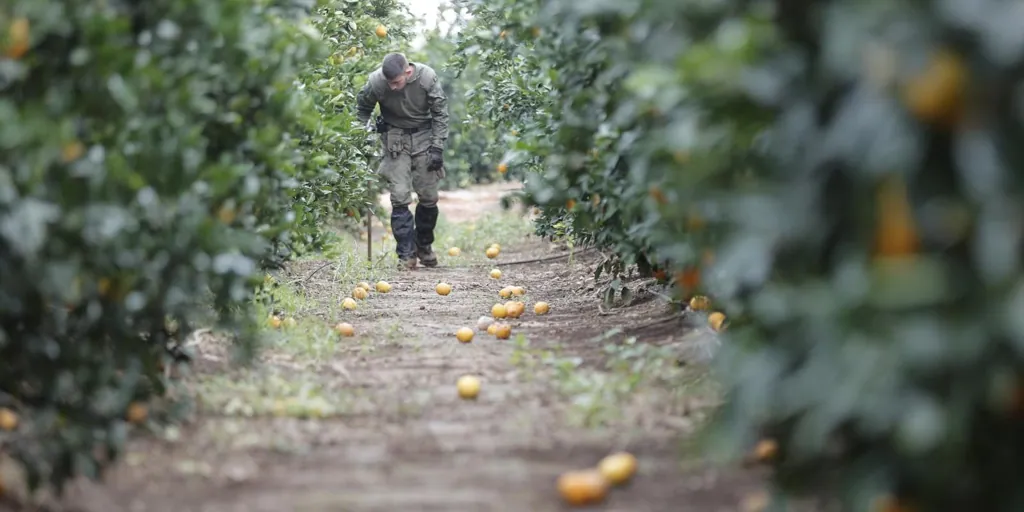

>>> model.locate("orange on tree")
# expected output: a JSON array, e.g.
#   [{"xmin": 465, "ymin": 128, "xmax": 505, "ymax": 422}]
[
  {"xmin": 375, "ymin": 24, "xmax": 387, "ymax": 38},
  {"xmin": 648, "ymin": 186, "xmax": 667, "ymax": 205},
  {"xmin": 709, "ymin": 311, "xmax": 726, "ymax": 332},
  {"xmin": 872, "ymin": 495, "xmax": 917, "ymax": 512},
  {"xmin": 126, "ymin": 402, "xmax": 148, "ymax": 424},
  {"xmin": 902, "ymin": 49, "xmax": 966, "ymax": 126},
  {"xmin": 873, "ymin": 175, "xmax": 919, "ymax": 259},
  {"xmin": 497, "ymin": 162, "xmax": 508, "ymax": 173},
  {"xmin": 674, "ymin": 267, "xmax": 700, "ymax": 293},
  {"xmin": 4, "ymin": 18, "xmax": 29, "ymax": 60},
  {"xmin": 752, "ymin": 439, "xmax": 778, "ymax": 462},
  {"xmin": 689, "ymin": 295, "xmax": 710, "ymax": 311},
  {"xmin": 61, "ymin": 141, "xmax": 84, "ymax": 163}
]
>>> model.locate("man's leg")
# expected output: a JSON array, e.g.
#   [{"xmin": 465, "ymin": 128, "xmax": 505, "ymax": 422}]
[
  {"xmin": 411, "ymin": 151, "xmax": 441, "ymax": 268},
  {"xmin": 378, "ymin": 149, "xmax": 417, "ymax": 269}
]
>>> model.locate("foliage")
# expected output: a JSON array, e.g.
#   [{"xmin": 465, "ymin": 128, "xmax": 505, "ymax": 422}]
[
  {"xmin": 414, "ymin": 25, "xmax": 499, "ymax": 189},
  {"xmin": 0, "ymin": 0, "xmax": 408, "ymax": 496},
  {"xmin": 454, "ymin": 0, "xmax": 1024, "ymax": 509},
  {"xmin": 297, "ymin": 0, "xmax": 416, "ymax": 240}
]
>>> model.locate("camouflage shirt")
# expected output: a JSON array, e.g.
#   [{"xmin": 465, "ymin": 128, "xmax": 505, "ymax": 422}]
[{"xmin": 356, "ymin": 62, "xmax": 449, "ymax": 150}]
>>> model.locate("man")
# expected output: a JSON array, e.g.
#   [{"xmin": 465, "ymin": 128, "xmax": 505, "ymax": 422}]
[{"xmin": 356, "ymin": 53, "xmax": 449, "ymax": 269}]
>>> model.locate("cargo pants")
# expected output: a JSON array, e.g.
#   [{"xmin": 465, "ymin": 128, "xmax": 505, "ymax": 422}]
[{"xmin": 378, "ymin": 126, "xmax": 443, "ymax": 262}]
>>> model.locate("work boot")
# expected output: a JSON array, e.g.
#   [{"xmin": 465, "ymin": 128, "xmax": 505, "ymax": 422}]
[
  {"xmin": 416, "ymin": 245, "xmax": 437, "ymax": 267},
  {"xmin": 415, "ymin": 203, "xmax": 439, "ymax": 268},
  {"xmin": 391, "ymin": 204, "xmax": 417, "ymax": 269}
]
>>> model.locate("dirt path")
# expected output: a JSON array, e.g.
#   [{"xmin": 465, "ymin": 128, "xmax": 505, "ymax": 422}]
[{"xmin": 44, "ymin": 184, "xmax": 765, "ymax": 512}]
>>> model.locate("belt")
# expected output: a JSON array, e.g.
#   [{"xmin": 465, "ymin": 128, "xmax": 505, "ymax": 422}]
[{"xmin": 390, "ymin": 124, "xmax": 431, "ymax": 134}]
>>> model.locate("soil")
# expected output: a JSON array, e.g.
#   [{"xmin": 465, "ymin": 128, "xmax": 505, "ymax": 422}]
[{"xmin": 13, "ymin": 183, "xmax": 778, "ymax": 512}]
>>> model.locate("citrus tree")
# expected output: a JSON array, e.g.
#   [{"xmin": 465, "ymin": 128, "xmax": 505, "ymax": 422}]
[
  {"xmin": 0, "ymin": 0, "xmax": 409, "ymax": 496},
  {"xmin": 453, "ymin": 0, "xmax": 1024, "ymax": 509},
  {"xmin": 296, "ymin": 0, "xmax": 415, "ymax": 241},
  {"xmin": 414, "ymin": 23, "xmax": 504, "ymax": 189}
]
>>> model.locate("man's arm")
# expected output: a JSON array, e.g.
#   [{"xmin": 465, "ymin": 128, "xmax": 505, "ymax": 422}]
[
  {"xmin": 426, "ymin": 76, "xmax": 449, "ymax": 150},
  {"xmin": 355, "ymin": 80, "xmax": 378, "ymax": 125}
]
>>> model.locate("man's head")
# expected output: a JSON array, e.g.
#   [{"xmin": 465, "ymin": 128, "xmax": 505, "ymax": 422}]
[{"xmin": 382, "ymin": 53, "xmax": 413, "ymax": 91}]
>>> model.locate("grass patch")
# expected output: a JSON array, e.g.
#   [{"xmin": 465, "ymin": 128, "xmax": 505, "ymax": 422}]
[
  {"xmin": 509, "ymin": 330, "xmax": 719, "ymax": 429},
  {"xmin": 432, "ymin": 210, "xmax": 535, "ymax": 267},
  {"xmin": 193, "ymin": 366, "xmax": 350, "ymax": 419}
]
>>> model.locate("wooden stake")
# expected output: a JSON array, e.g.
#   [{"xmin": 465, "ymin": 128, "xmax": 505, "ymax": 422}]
[{"xmin": 366, "ymin": 208, "xmax": 372, "ymax": 261}]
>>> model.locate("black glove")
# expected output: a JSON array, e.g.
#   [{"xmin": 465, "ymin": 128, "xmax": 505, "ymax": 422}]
[{"xmin": 427, "ymin": 147, "xmax": 444, "ymax": 171}]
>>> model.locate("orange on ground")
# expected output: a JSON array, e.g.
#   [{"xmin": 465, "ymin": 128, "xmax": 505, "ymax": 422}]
[
  {"xmin": 557, "ymin": 469, "xmax": 609, "ymax": 506},
  {"xmin": 499, "ymin": 287, "xmax": 513, "ymax": 299},
  {"xmin": 494, "ymin": 323, "xmax": 511, "ymax": 339},
  {"xmin": 456, "ymin": 375, "xmax": 480, "ymax": 399},
  {"xmin": 491, "ymin": 303, "xmax": 507, "ymax": 318},
  {"xmin": 353, "ymin": 287, "xmax": 369, "ymax": 300},
  {"xmin": 597, "ymin": 452, "xmax": 637, "ymax": 485},
  {"xmin": 486, "ymin": 246, "xmax": 499, "ymax": 258},
  {"xmin": 533, "ymin": 301, "xmax": 550, "ymax": 315},
  {"xmin": 436, "ymin": 282, "xmax": 452, "ymax": 295},
  {"xmin": 335, "ymin": 322, "xmax": 355, "ymax": 336},
  {"xmin": 456, "ymin": 327, "xmax": 474, "ymax": 343}
]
